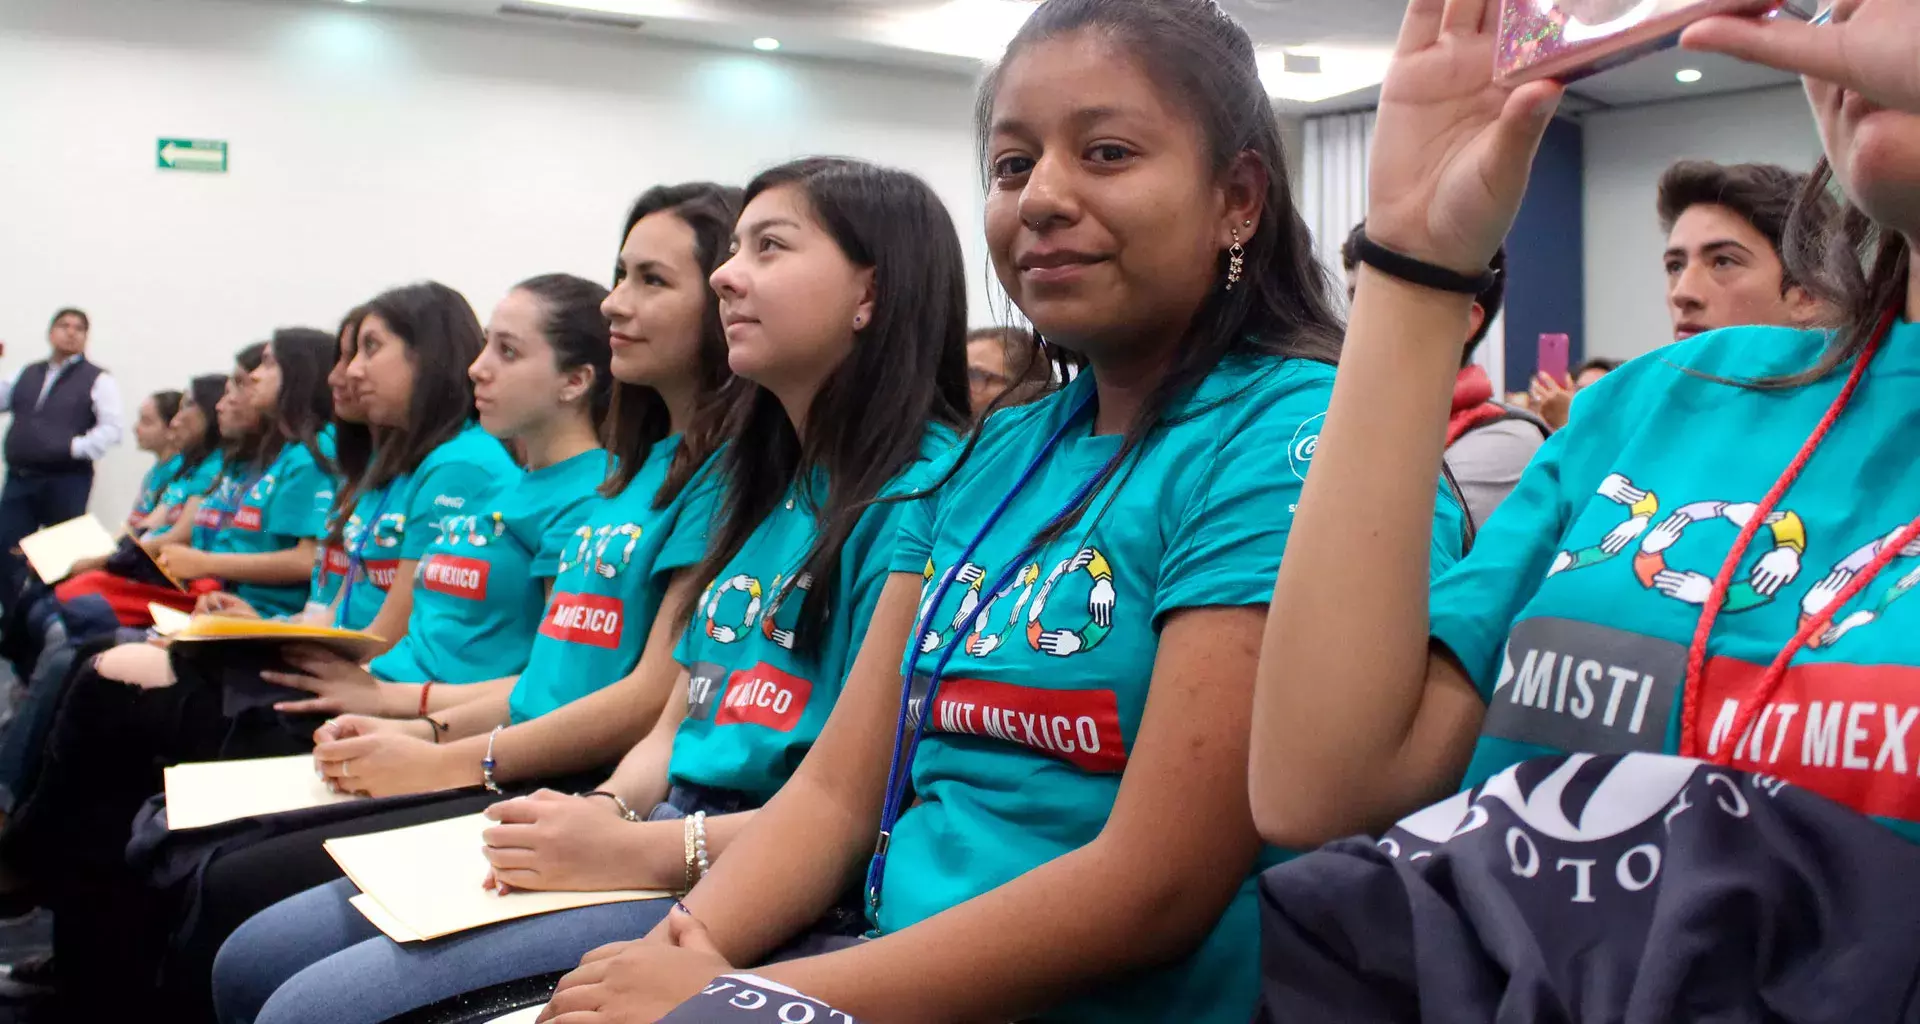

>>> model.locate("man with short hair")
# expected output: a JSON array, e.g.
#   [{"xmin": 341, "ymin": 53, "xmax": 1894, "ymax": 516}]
[
  {"xmin": 1658, "ymin": 160, "xmax": 1829, "ymax": 342},
  {"xmin": 966, "ymin": 325, "xmax": 1054, "ymax": 420},
  {"xmin": 0, "ymin": 308, "xmax": 124, "ymax": 589},
  {"xmin": 1342, "ymin": 224, "xmax": 1545, "ymax": 528}
]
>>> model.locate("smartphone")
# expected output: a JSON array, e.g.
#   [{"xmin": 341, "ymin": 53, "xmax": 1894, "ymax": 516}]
[
  {"xmin": 1538, "ymin": 333, "xmax": 1571, "ymax": 383},
  {"xmin": 1498, "ymin": 0, "xmax": 1799, "ymax": 86}
]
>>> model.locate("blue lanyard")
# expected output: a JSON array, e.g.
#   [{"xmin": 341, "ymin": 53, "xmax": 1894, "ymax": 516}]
[
  {"xmin": 864, "ymin": 389, "xmax": 1123, "ymax": 918},
  {"xmin": 338, "ymin": 486, "xmax": 395, "ymax": 628}
]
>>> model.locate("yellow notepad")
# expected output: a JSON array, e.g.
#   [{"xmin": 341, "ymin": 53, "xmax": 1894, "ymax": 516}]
[
  {"xmin": 324, "ymin": 813, "xmax": 669, "ymax": 942},
  {"xmin": 18, "ymin": 515, "xmax": 116, "ymax": 584},
  {"xmin": 163, "ymin": 754, "xmax": 358, "ymax": 830},
  {"xmin": 169, "ymin": 615, "xmax": 388, "ymax": 661}
]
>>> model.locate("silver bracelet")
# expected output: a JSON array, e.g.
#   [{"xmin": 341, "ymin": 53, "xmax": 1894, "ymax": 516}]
[
  {"xmin": 481, "ymin": 726, "xmax": 504, "ymax": 794},
  {"xmin": 582, "ymin": 790, "xmax": 643, "ymax": 822}
]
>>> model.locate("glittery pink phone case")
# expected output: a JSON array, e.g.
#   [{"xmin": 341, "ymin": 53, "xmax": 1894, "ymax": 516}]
[{"xmin": 1497, "ymin": 0, "xmax": 1786, "ymax": 85}]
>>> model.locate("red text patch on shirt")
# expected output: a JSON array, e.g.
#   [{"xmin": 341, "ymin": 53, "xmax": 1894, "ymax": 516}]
[
  {"xmin": 714, "ymin": 663, "xmax": 812, "ymax": 732},
  {"xmin": 232, "ymin": 506, "xmax": 263, "ymax": 532},
  {"xmin": 421, "ymin": 554, "xmax": 489, "ymax": 601},
  {"xmin": 926, "ymin": 676, "xmax": 1126, "ymax": 773},
  {"xmin": 322, "ymin": 546, "xmax": 351, "ymax": 579},
  {"xmin": 539, "ymin": 592, "xmax": 623, "ymax": 649},
  {"xmin": 365, "ymin": 559, "xmax": 399, "ymax": 592},
  {"xmin": 1697, "ymin": 655, "xmax": 1920, "ymax": 822},
  {"xmin": 194, "ymin": 505, "xmax": 224, "ymax": 529}
]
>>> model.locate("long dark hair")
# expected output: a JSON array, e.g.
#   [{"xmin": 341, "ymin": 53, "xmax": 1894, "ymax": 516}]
[
  {"xmin": 602, "ymin": 183, "xmax": 743, "ymax": 505},
  {"xmin": 1764, "ymin": 157, "xmax": 1911, "ymax": 387},
  {"xmin": 268, "ymin": 327, "xmax": 339, "ymax": 472},
  {"xmin": 150, "ymin": 390, "xmax": 184, "ymax": 432},
  {"xmin": 965, "ymin": 0, "xmax": 1343, "ymax": 535},
  {"xmin": 328, "ymin": 306, "xmax": 376, "ymax": 527},
  {"xmin": 226, "ymin": 342, "xmax": 271, "ymax": 474},
  {"xmin": 685, "ymin": 157, "xmax": 970, "ymax": 655},
  {"xmin": 177, "ymin": 374, "xmax": 227, "ymax": 485},
  {"xmin": 512, "ymin": 273, "xmax": 614, "ymax": 433},
  {"xmin": 360, "ymin": 282, "xmax": 486, "ymax": 490}
]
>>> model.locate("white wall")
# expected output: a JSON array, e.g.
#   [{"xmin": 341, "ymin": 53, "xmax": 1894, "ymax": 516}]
[
  {"xmin": 0, "ymin": 0, "xmax": 986, "ymax": 519},
  {"xmin": 1582, "ymin": 85, "xmax": 1823, "ymax": 361}
]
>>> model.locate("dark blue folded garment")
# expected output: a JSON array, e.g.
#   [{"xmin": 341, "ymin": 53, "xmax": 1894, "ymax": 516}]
[{"xmin": 1258, "ymin": 752, "xmax": 1920, "ymax": 1024}]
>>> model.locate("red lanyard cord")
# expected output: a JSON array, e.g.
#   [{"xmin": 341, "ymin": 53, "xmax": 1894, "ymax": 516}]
[{"xmin": 1681, "ymin": 308, "xmax": 1904, "ymax": 760}]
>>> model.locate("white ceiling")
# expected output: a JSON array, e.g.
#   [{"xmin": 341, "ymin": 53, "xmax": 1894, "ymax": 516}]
[{"xmin": 300, "ymin": 0, "xmax": 1800, "ymax": 114}]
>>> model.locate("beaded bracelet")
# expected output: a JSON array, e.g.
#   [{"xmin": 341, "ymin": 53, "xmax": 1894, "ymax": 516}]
[{"xmin": 692, "ymin": 811, "xmax": 710, "ymax": 882}]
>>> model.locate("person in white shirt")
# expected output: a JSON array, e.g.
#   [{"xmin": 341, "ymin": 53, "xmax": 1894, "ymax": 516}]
[{"xmin": 0, "ymin": 308, "xmax": 124, "ymax": 593}]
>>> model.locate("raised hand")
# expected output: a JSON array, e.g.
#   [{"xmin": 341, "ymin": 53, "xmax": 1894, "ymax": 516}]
[
  {"xmin": 1366, "ymin": 0, "xmax": 1566, "ymax": 274},
  {"xmin": 1684, "ymin": 0, "xmax": 1920, "ymax": 116}
]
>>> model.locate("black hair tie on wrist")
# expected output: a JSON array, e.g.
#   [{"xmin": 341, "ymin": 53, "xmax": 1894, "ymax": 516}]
[{"xmin": 1352, "ymin": 233, "xmax": 1500, "ymax": 296}]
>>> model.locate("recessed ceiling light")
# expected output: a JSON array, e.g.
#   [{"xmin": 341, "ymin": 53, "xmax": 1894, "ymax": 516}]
[
  {"xmin": 343, "ymin": 0, "xmax": 368, "ymax": 4},
  {"xmin": 753, "ymin": 37, "xmax": 781, "ymax": 51},
  {"xmin": 1675, "ymin": 68, "xmax": 1704, "ymax": 84}
]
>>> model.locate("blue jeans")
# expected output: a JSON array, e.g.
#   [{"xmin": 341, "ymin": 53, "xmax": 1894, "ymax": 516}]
[{"xmin": 212, "ymin": 877, "xmax": 674, "ymax": 1024}]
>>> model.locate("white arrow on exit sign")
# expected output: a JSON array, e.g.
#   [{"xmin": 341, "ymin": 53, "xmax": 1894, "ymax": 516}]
[{"xmin": 157, "ymin": 138, "xmax": 228, "ymax": 173}]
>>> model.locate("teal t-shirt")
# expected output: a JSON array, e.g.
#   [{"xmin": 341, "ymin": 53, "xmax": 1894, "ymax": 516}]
[
  {"xmin": 371, "ymin": 449, "xmax": 611, "ymax": 684},
  {"xmin": 160, "ymin": 452, "xmax": 224, "ymax": 520},
  {"xmin": 212, "ymin": 441, "xmax": 332, "ymax": 618},
  {"xmin": 190, "ymin": 461, "xmax": 254, "ymax": 552},
  {"xmin": 506, "ymin": 437, "xmax": 719, "ymax": 724},
  {"xmin": 130, "ymin": 454, "xmax": 184, "ymax": 528},
  {"xmin": 1432, "ymin": 321, "xmax": 1920, "ymax": 842},
  {"xmin": 667, "ymin": 427, "xmax": 955, "ymax": 802},
  {"xmin": 337, "ymin": 424, "xmax": 518, "ymax": 633},
  {"xmin": 881, "ymin": 357, "xmax": 1465, "ymax": 1024}
]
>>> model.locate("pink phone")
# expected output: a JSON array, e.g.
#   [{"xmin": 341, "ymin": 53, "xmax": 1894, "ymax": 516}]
[
  {"xmin": 1538, "ymin": 333, "xmax": 1571, "ymax": 383},
  {"xmin": 1497, "ymin": 0, "xmax": 1802, "ymax": 86}
]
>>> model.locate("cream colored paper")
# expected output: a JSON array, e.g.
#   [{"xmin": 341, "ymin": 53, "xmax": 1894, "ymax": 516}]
[
  {"xmin": 163, "ymin": 754, "xmax": 357, "ymax": 830},
  {"xmin": 325, "ymin": 813, "xmax": 669, "ymax": 942},
  {"xmin": 18, "ymin": 515, "xmax": 116, "ymax": 584},
  {"xmin": 348, "ymin": 893, "xmax": 423, "ymax": 943},
  {"xmin": 148, "ymin": 602, "xmax": 193, "ymax": 637},
  {"xmin": 481, "ymin": 1007, "xmax": 545, "ymax": 1024}
]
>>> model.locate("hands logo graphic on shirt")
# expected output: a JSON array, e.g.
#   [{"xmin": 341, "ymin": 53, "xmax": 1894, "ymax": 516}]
[
  {"xmin": 915, "ymin": 548, "xmax": 1114, "ymax": 660},
  {"xmin": 1549, "ymin": 475, "xmax": 1805, "ymax": 613},
  {"xmin": 1632, "ymin": 501, "xmax": 1805, "ymax": 611},
  {"xmin": 437, "ymin": 512, "xmax": 508, "ymax": 549},
  {"xmin": 556, "ymin": 524, "xmax": 643, "ymax": 579},
  {"xmin": 1027, "ymin": 547, "xmax": 1115, "ymax": 657},
  {"xmin": 761, "ymin": 572, "xmax": 813, "ymax": 650},
  {"xmin": 701, "ymin": 574, "xmax": 763, "ymax": 644},
  {"xmin": 1801, "ymin": 528, "xmax": 1920, "ymax": 648},
  {"xmin": 918, "ymin": 560, "xmax": 986, "ymax": 654}
]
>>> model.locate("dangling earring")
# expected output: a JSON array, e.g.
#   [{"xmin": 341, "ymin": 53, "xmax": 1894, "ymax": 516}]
[{"xmin": 1225, "ymin": 225, "xmax": 1247, "ymax": 292}]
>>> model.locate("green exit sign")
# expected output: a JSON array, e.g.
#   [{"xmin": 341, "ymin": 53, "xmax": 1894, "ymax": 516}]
[{"xmin": 157, "ymin": 138, "xmax": 227, "ymax": 173}]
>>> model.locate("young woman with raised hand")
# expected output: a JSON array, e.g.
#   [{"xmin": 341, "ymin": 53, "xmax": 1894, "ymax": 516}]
[
  {"xmin": 529, "ymin": 4, "xmax": 1463, "ymax": 1022},
  {"xmin": 1249, "ymin": 0, "xmax": 1920, "ymax": 1017},
  {"xmin": 212, "ymin": 159, "xmax": 969, "ymax": 1024}
]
